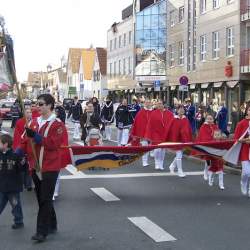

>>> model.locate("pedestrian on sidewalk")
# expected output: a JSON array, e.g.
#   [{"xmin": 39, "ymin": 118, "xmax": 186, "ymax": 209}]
[
  {"xmin": 0, "ymin": 134, "xmax": 24, "ymax": 229},
  {"xmin": 168, "ymin": 105, "xmax": 192, "ymax": 177},
  {"xmin": 129, "ymin": 99, "xmax": 152, "ymax": 167},
  {"xmin": 216, "ymin": 102, "xmax": 229, "ymax": 137},
  {"xmin": 101, "ymin": 96, "xmax": 114, "ymax": 141},
  {"xmin": 234, "ymin": 104, "xmax": 250, "ymax": 197},
  {"xmin": 145, "ymin": 100, "xmax": 174, "ymax": 170},
  {"xmin": 18, "ymin": 94, "xmax": 70, "ymax": 242},
  {"xmin": 115, "ymin": 98, "xmax": 134, "ymax": 146},
  {"xmin": 10, "ymin": 99, "xmax": 22, "ymax": 129},
  {"xmin": 196, "ymin": 114, "xmax": 225, "ymax": 189},
  {"xmin": 67, "ymin": 96, "xmax": 83, "ymax": 140}
]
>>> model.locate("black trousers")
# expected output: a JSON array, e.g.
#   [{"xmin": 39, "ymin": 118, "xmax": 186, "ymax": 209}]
[{"xmin": 32, "ymin": 171, "xmax": 59, "ymax": 236}]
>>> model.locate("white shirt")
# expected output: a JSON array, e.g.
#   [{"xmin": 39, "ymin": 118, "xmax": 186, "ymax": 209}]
[{"xmin": 37, "ymin": 113, "xmax": 56, "ymax": 130}]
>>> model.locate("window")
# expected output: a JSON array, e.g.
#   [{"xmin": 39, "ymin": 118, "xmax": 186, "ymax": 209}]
[
  {"xmin": 110, "ymin": 40, "xmax": 112, "ymax": 51},
  {"xmin": 118, "ymin": 60, "xmax": 121, "ymax": 75},
  {"xmin": 213, "ymin": 0, "xmax": 219, "ymax": 9},
  {"xmin": 123, "ymin": 33, "xmax": 126, "ymax": 47},
  {"xmin": 170, "ymin": 10, "xmax": 175, "ymax": 27},
  {"xmin": 200, "ymin": 0, "xmax": 206, "ymax": 14},
  {"xmin": 200, "ymin": 35, "xmax": 207, "ymax": 61},
  {"xmin": 123, "ymin": 58, "xmax": 126, "ymax": 75},
  {"xmin": 119, "ymin": 36, "xmax": 122, "ymax": 48},
  {"xmin": 114, "ymin": 61, "xmax": 116, "ymax": 76},
  {"xmin": 114, "ymin": 38, "xmax": 117, "ymax": 50},
  {"xmin": 169, "ymin": 45, "xmax": 175, "ymax": 67},
  {"xmin": 129, "ymin": 31, "xmax": 132, "ymax": 44},
  {"xmin": 128, "ymin": 57, "xmax": 132, "ymax": 73},
  {"xmin": 178, "ymin": 41, "xmax": 184, "ymax": 65},
  {"xmin": 227, "ymin": 27, "xmax": 234, "ymax": 56},
  {"xmin": 179, "ymin": 6, "xmax": 184, "ymax": 23},
  {"xmin": 109, "ymin": 63, "xmax": 112, "ymax": 77},
  {"xmin": 212, "ymin": 31, "xmax": 220, "ymax": 58}
]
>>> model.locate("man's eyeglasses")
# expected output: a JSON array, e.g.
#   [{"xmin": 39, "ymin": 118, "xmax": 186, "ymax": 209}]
[{"xmin": 37, "ymin": 102, "xmax": 46, "ymax": 107}]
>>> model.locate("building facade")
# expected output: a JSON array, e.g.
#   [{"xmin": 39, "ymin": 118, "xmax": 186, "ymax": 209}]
[{"xmin": 107, "ymin": 6, "xmax": 136, "ymax": 102}]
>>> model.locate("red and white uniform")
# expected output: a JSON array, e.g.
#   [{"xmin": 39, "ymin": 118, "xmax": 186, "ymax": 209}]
[
  {"xmin": 196, "ymin": 123, "xmax": 223, "ymax": 172},
  {"xmin": 13, "ymin": 117, "xmax": 28, "ymax": 150},
  {"xmin": 20, "ymin": 114, "xmax": 70, "ymax": 172},
  {"xmin": 145, "ymin": 109, "xmax": 174, "ymax": 170}
]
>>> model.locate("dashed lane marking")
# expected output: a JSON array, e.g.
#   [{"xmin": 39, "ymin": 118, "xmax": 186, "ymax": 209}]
[
  {"xmin": 91, "ymin": 187, "xmax": 120, "ymax": 202},
  {"xmin": 128, "ymin": 216, "xmax": 177, "ymax": 242}
]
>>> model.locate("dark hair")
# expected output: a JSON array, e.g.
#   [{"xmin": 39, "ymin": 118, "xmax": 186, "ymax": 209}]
[
  {"xmin": 37, "ymin": 94, "xmax": 55, "ymax": 111},
  {"xmin": 0, "ymin": 134, "xmax": 13, "ymax": 148}
]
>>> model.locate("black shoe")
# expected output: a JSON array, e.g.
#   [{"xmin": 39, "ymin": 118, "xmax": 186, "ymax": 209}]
[
  {"xmin": 31, "ymin": 233, "xmax": 47, "ymax": 242},
  {"xmin": 12, "ymin": 223, "xmax": 24, "ymax": 229}
]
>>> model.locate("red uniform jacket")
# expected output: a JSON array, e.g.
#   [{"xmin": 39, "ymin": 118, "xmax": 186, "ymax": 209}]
[
  {"xmin": 234, "ymin": 118, "xmax": 250, "ymax": 162},
  {"xmin": 145, "ymin": 109, "xmax": 174, "ymax": 144},
  {"xmin": 169, "ymin": 116, "xmax": 192, "ymax": 143},
  {"xmin": 20, "ymin": 117, "xmax": 70, "ymax": 172},
  {"xmin": 13, "ymin": 118, "xmax": 27, "ymax": 150},
  {"xmin": 130, "ymin": 108, "xmax": 152, "ymax": 143},
  {"xmin": 196, "ymin": 123, "xmax": 223, "ymax": 172}
]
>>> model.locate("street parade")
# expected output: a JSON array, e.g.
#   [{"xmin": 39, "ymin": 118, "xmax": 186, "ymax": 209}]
[{"xmin": 1, "ymin": 0, "xmax": 250, "ymax": 249}]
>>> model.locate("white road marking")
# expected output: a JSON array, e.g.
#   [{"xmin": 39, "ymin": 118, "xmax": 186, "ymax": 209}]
[
  {"xmin": 91, "ymin": 187, "xmax": 120, "ymax": 202},
  {"xmin": 65, "ymin": 165, "xmax": 85, "ymax": 176},
  {"xmin": 0, "ymin": 129, "xmax": 9, "ymax": 134},
  {"xmin": 60, "ymin": 171, "xmax": 203, "ymax": 179},
  {"xmin": 128, "ymin": 217, "xmax": 176, "ymax": 242}
]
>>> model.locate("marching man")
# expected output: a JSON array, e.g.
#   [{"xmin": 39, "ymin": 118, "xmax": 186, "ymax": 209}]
[
  {"xmin": 145, "ymin": 100, "xmax": 174, "ymax": 170},
  {"xmin": 130, "ymin": 99, "xmax": 152, "ymax": 167},
  {"xmin": 169, "ymin": 105, "xmax": 192, "ymax": 177},
  {"xmin": 234, "ymin": 104, "xmax": 250, "ymax": 196}
]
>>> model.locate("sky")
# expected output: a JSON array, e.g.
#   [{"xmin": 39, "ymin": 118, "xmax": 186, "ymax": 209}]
[{"xmin": 1, "ymin": 0, "xmax": 133, "ymax": 81}]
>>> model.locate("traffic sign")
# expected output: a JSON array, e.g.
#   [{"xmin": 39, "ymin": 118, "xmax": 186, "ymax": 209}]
[
  {"xmin": 179, "ymin": 75, "xmax": 189, "ymax": 86},
  {"xmin": 154, "ymin": 80, "xmax": 161, "ymax": 91},
  {"xmin": 179, "ymin": 85, "xmax": 189, "ymax": 92}
]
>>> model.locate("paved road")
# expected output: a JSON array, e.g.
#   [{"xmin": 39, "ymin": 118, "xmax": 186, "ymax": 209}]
[{"xmin": 1, "ymin": 120, "xmax": 250, "ymax": 250}]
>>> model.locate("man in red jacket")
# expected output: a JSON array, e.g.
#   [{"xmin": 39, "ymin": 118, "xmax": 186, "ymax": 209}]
[
  {"xmin": 145, "ymin": 100, "xmax": 174, "ymax": 170},
  {"xmin": 130, "ymin": 99, "xmax": 152, "ymax": 167},
  {"xmin": 19, "ymin": 94, "xmax": 70, "ymax": 242}
]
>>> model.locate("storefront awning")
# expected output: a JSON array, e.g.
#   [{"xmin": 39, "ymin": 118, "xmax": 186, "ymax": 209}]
[
  {"xmin": 201, "ymin": 83, "xmax": 209, "ymax": 89},
  {"xmin": 226, "ymin": 81, "xmax": 238, "ymax": 88},
  {"xmin": 170, "ymin": 85, "xmax": 176, "ymax": 90},
  {"xmin": 189, "ymin": 84, "xmax": 196, "ymax": 89},
  {"xmin": 213, "ymin": 82, "xmax": 223, "ymax": 88}
]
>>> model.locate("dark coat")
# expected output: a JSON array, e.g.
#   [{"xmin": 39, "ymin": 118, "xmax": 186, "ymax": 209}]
[
  {"xmin": 0, "ymin": 149, "xmax": 23, "ymax": 193},
  {"xmin": 55, "ymin": 106, "xmax": 66, "ymax": 124},
  {"xmin": 115, "ymin": 105, "xmax": 134, "ymax": 128},
  {"xmin": 101, "ymin": 101, "xmax": 114, "ymax": 123},
  {"xmin": 67, "ymin": 102, "xmax": 83, "ymax": 121},
  {"xmin": 217, "ymin": 106, "xmax": 228, "ymax": 132}
]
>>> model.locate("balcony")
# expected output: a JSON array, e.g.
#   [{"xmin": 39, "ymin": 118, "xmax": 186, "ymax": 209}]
[
  {"xmin": 241, "ymin": 49, "xmax": 250, "ymax": 73},
  {"xmin": 241, "ymin": 1, "xmax": 250, "ymax": 21}
]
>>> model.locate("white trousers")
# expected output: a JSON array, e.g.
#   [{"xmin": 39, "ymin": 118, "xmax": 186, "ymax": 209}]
[
  {"xmin": 169, "ymin": 150, "xmax": 183, "ymax": 169},
  {"xmin": 117, "ymin": 128, "xmax": 129, "ymax": 146},
  {"xmin": 73, "ymin": 122, "xmax": 81, "ymax": 139},
  {"xmin": 154, "ymin": 148, "xmax": 165, "ymax": 170},
  {"xmin": 241, "ymin": 161, "xmax": 250, "ymax": 190},
  {"xmin": 105, "ymin": 125, "xmax": 112, "ymax": 140},
  {"xmin": 141, "ymin": 140, "xmax": 149, "ymax": 166}
]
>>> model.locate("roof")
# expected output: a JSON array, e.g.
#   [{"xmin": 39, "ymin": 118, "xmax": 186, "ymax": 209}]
[
  {"xmin": 81, "ymin": 49, "xmax": 96, "ymax": 80},
  {"xmin": 96, "ymin": 48, "xmax": 107, "ymax": 76},
  {"xmin": 68, "ymin": 48, "xmax": 83, "ymax": 74}
]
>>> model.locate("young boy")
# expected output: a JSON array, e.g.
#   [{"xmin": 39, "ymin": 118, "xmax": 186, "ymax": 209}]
[{"xmin": 0, "ymin": 134, "xmax": 24, "ymax": 229}]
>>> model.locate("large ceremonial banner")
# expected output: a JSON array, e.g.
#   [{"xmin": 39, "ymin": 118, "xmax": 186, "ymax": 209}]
[
  {"xmin": 0, "ymin": 52, "xmax": 13, "ymax": 91},
  {"xmin": 69, "ymin": 140, "xmax": 236, "ymax": 171}
]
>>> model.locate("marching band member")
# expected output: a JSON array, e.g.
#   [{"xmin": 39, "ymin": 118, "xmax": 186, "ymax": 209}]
[
  {"xmin": 115, "ymin": 98, "xmax": 134, "ymax": 146},
  {"xmin": 169, "ymin": 105, "xmax": 192, "ymax": 177},
  {"xmin": 130, "ymin": 99, "xmax": 152, "ymax": 167},
  {"xmin": 145, "ymin": 100, "xmax": 174, "ymax": 170},
  {"xmin": 234, "ymin": 104, "xmax": 250, "ymax": 196},
  {"xmin": 196, "ymin": 114, "xmax": 224, "ymax": 190}
]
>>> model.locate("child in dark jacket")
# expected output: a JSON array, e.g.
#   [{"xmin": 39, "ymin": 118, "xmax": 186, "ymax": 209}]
[{"xmin": 0, "ymin": 134, "xmax": 24, "ymax": 229}]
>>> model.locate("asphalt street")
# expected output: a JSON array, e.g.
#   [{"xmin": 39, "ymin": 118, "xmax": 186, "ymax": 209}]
[{"xmin": 1, "ymin": 120, "xmax": 250, "ymax": 250}]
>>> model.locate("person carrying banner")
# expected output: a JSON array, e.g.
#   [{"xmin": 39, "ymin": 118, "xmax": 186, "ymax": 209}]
[
  {"xmin": 145, "ymin": 100, "xmax": 174, "ymax": 170},
  {"xmin": 234, "ymin": 104, "xmax": 250, "ymax": 196},
  {"xmin": 168, "ymin": 105, "xmax": 192, "ymax": 177},
  {"xmin": 115, "ymin": 98, "xmax": 134, "ymax": 146},
  {"xmin": 196, "ymin": 114, "xmax": 224, "ymax": 189},
  {"xmin": 130, "ymin": 99, "xmax": 152, "ymax": 167},
  {"xmin": 17, "ymin": 94, "xmax": 70, "ymax": 242}
]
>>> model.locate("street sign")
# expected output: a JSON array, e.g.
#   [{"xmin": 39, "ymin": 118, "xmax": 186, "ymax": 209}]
[
  {"xmin": 68, "ymin": 86, "xmax": 77, "ymax": 95},
  {"xmin": 179, "ymin": 85, "xmax": 189, "ymax": 92},
  {"xmin": 179, "ymin": 75, "xmax": 189, "ymax": 86},
  {"xmin": 154, "ymin": 80, "xmax": 161, "ymax": 91}
]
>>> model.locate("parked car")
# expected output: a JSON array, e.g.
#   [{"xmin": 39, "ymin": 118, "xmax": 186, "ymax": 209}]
[
  {"xmin": 63, "ymin": 98, "xmax": 73, "ymax": 111},
  {"xmin": 0, "ymin": 101, "xmax": 14, "ymax": 120}
]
